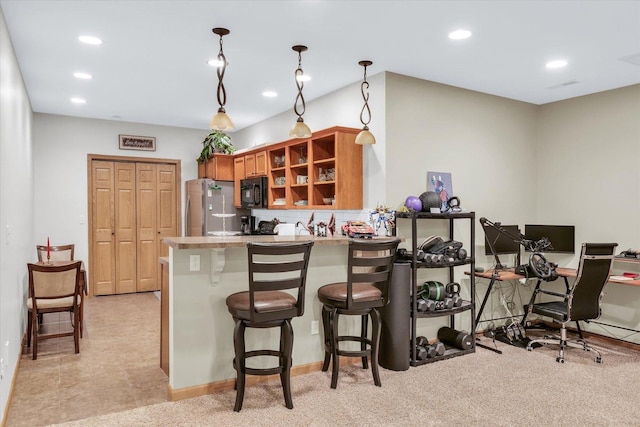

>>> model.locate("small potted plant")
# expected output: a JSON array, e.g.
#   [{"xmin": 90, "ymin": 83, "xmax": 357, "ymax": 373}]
[
  {"xmin": 197, "ymin": 131, "xmax": 237, "ymax": 178},
  {"xmin": 197, "ymin": 130, "xmax": 236, "ymax": 164}
]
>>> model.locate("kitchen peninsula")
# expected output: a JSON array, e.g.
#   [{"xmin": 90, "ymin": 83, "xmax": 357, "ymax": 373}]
[{"xmin": 163, "ymin": 234, "xmax": 390, "ymax": 401}]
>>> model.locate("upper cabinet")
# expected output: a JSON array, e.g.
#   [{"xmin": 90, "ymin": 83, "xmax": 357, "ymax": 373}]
[
  {"xmin": 244, "ymin": 151, "xmax": 267, "ymax": 178},
  {"xmin": 228, "ymin": 126, "xmax": 363, "ymax": 210},
  {"xmin": 197, "ymin": 154, "xmax": 234, "ymax": 181},
  {"xmin": 268, "ymin": 127, "xmax": 363, "ymax": 210}
]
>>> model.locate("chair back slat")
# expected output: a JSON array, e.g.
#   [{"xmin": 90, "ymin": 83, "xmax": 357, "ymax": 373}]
[
  {"xmin": 247, "ymin": 241, "xmax": 314, "ymax": 322},
  {"xmin": 36, "ymin": 244, "xmax": 75, "ymax": 262},
  {"xmin": 569, "ymin": 243, "xmax": 617, "ymax": 321},
  {"xmin": 345, "ymin": 238, "xmax": 401, "ymax": 308}
]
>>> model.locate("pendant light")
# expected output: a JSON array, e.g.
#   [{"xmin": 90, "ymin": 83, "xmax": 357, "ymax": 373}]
[
  {"xmin": 209, "ymin": 27, "xmax": 234, "ymax": 131},
  {"xmin": 355, "ymin": 60, "xmax": 375, "ymax": 145},
  {"xmin": 289, "ymin": 45, "xmax": 312, "ymax": 138}
]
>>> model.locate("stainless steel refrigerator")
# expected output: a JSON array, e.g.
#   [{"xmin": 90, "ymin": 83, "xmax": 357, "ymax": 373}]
[{"xmin": 185, "ymin": 179, "xmax": 248, "ymax": 236}]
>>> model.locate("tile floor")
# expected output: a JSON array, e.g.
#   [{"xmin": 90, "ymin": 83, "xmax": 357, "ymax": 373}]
[{"xmin": 5, "ymin": 293, "xmax": 168, "ymax": 426}]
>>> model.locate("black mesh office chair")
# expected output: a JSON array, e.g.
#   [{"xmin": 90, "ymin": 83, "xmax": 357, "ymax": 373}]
[{"xmin": 525, "ymin": 242, "xmax": 617, "ymax": 363}]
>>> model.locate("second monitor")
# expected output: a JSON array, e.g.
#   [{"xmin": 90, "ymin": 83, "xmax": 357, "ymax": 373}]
[
  {"xmin": 524, "ymin": 224, "xmax": 575, "ymax": 253},
  {"xmin": 483, "ymin": 224, "xmax": 521, "ymax": 256}
]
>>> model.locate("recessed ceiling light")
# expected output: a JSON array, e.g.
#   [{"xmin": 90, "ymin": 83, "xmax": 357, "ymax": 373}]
[
  {"xmin": 207, "ymin": 59, "xmax": 225, "ymax": 67},
  {"xmin": 73, "ymin": 72, "xmax": 92, "ymax": 80},
  {"xmin": 262, "ymin": 91, "xmax": 277, "ymax": 98},
  {"xmin": 546, "ymin": 60, "xmax": 568, "ymax": 69},
  {"xmin": 296, "ymin": 74, "xmax": 311, "ymax": 82},
  {"xmin": 78, "ymin": 35, "xmax": 102, "ymax": 45},
  {"xmin": 70, "ymin": 97, "xmax": 86, "ymax": 104},
  {"xmin": 448, "ymin": 29, "xmax": 472, "ymax": 40}
]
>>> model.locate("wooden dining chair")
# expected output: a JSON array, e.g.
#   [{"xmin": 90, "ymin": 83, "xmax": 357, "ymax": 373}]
[
  {"xmin": 27, "ymin": 261, "xmax": 82, "ymax": 359},
  {"xmin": 35, "ymin": 243, "xmax": 85, "ymax": 337},
  {"xmin": 36, "ymin": 244, "xmax": 75, "ymax": 262}
]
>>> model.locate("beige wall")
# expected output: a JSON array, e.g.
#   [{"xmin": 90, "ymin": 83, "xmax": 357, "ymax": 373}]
[
  {"xmin": 0, "ymin": 8, "xmax": 34, "ymax": 418},
  {"xmin": 536, "ymin": 85, "xmax": 640, "ymax": 339},
  {"xmin": 32, "ymin": 114, "xmax": 208, "ymax": 267}
]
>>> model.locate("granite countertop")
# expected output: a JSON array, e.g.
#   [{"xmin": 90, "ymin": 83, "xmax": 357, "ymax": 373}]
[{"xmin": 163, "ymin": 234, "xmax": 401, "ymax": 249}]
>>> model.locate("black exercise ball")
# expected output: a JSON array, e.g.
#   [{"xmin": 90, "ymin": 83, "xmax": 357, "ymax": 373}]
[{"xmin": 419, "ymin": 191, "xmax": 441, "ymax": 212}]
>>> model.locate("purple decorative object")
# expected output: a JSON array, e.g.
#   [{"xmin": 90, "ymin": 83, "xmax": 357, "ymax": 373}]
[{"xmin": 405, "ymin": 196, "xmax": 422, "ymax": 212}]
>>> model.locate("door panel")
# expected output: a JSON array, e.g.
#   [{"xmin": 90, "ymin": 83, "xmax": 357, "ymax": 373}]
[
  {"xmin": 90, "ymin": 157, "xmax": 179, "ymax": 296},
  {"xmin": 137, "ymin": 163, "xmax": 158, "ymax": 292},
  {"xmin": 115, "ymin": 163, "xmax": 137, "ymax": 294},
  {"xmin": 157, "ymin": 164, "xmax": 177, "ymax": 260},
  {"xmin": 92, "ymin": 161, "xmax": 115, "ymax": 296}
]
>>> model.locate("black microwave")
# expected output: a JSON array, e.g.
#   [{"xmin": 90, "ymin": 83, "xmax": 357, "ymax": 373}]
[{"xmin": 240, "ymin": 176, "xmax": 268, "ymax": 209}]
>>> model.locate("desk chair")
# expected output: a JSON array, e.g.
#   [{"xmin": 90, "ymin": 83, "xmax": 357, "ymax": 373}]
[
  {"xmin": 27, "ymin": 261, "xmax": 82, "ymax": 360},
  {"xmin": 36, "ymin": 243, "xmax": 85, "ymax": 338},
  {"xmin": 318, "ymin": 238, "xmax": 400, "ymax": 388},
  {"xmin": 225, "ymin": 241, "xmax": 314, "ymax": 411},
  {"xmin": 525, "ymin": 243, "xmax": 617, "ymax": 363}
]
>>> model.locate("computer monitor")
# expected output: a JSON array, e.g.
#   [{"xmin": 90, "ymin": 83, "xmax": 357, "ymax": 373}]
[
  {"xmin": 483, "ymin": 225, "xmax": 521, "ymax": 255},
  {"xmin": 524, "ymin": 224, "xmax": 575, "ymax": 253}
]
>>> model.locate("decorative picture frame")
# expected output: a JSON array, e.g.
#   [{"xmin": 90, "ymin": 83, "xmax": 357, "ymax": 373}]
[
  {"xmin": 427, "ymin": 171, "xmax": 453, "ymax": 212},
  {"xmin": 119, "ymin": 134, "xmax": 156, "ymax": 151}
]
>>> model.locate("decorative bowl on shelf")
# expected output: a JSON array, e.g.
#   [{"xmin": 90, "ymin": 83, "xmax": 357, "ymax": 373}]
[{"xmin": 323, "ymin": 198, "xmax": 334, "ymax": 205}]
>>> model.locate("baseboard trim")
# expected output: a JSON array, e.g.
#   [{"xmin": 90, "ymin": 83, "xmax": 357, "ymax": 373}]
[{"xmin": 168, "ymin": 357, "xmax": 357, "ymax": 401}]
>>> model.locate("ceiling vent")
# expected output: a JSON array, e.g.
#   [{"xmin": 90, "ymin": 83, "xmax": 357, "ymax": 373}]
[
  {"xmin": 547, "ymin": 80, "xmax": 580, "ymax": 90},
  {"xmin": 618, "ymin": 53, "xmax": 640, "ymax": 67}
]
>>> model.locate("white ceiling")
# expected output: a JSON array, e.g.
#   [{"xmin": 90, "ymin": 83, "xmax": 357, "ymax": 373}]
[{"xmin": 1, "ymin": 1, "xmax": 639, "ymax": 131}]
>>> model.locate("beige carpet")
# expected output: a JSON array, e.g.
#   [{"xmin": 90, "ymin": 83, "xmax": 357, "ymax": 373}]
[{"xmin": 49, "ymin": 334, "xmax": 640, "ymax": 427}]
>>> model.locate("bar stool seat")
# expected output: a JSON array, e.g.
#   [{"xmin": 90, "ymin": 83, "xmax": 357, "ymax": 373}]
[
  {"xmin": 318, "ymin": 238, "xmax": 400, "ymax": 389},
  {"xmin": 225, "ymin": 241, "xmax": 313, "ymax": 412}
]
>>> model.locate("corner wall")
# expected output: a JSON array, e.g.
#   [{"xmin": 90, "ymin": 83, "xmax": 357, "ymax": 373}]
[{"xmin": 536, "ymin": 85, "xmax": 640, "ymax": 342}]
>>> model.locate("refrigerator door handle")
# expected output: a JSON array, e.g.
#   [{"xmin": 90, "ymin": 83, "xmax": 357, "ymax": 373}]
[{"xmin": 185, "ymin": 193, "xmax": 191, "ymax": 236}]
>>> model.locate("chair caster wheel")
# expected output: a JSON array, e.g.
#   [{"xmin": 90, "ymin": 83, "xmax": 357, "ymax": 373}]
[
  {"xmin": 526, "ymin": 347, "xmax": 532, "ymax": 352},
  {"xmin": 596, "ymin": 356, "xmax": 602, "ymax": 364},
  {"xmin": 556, "ymin": 357, "xmax": 564, "ymax": 363}
]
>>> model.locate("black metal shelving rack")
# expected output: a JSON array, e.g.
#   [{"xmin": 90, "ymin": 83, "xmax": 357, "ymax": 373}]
[{"xmin": 395, "ymin": 211, "xmax": 476, "ymax": 366}]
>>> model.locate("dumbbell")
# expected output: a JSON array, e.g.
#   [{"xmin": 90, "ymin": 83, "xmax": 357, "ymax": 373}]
[
  {"xmin": 413, "ymin": 337, "xmax": 435, "ymax": 360},
  {"xmin": 415, "ymin": 337, "xmax": 439, "ymax": 359},
  {"xmin": 437, "ymin": 327, "xmax": 473, "ymax": 350},
  {"xmin": 430, "ymin": 341, "xmax": 446, "ymax": 356},
  {"xmin": 416, "ymin": 298, "xmax": 436, "ymax": 312},
  {"xmin": 434, "ymin": 298, "xmax": 454, "ymax": 310}
]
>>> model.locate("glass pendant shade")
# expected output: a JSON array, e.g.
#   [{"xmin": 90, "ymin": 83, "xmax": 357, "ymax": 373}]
[
  {"xmin": 289, "ymin": 119, "xmax": 312, "ymax": 138},
  {"xmin": 355, "ymin": 128, "xmax": 376, "ymax": 145},
  {"xmin": 210, "ymin": 108, "xmax": 234, "ymax": 131}
]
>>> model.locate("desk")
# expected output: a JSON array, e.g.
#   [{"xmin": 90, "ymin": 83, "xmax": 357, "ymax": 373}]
[{"xmin": 468, "ymin": 266, "xmax": 640, "ymax": 353}]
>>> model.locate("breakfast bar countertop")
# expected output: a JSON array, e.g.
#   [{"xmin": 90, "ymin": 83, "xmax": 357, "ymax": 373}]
[{"xmin": 163, "ymin": 234, "xmax": 398, "ymax": 249}]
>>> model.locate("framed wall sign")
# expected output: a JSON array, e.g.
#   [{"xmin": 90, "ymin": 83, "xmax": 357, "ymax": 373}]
[{"xmin": 119, "ymin": 134, "xmax": 156, "ymax": 151}]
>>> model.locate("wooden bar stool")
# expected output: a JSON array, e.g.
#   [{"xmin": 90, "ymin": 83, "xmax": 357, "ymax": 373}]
[
  {"xmin": 225, "ymin": 241, "xmax": 314, "ymax": 411},
  {"xmin": 318, "ymin": 238, "xmax": 400, "ymax": 388}
]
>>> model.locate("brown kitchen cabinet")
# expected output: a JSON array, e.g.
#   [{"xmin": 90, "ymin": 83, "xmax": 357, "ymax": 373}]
[
  {"xmin": 267, "ymin": 126, "xmax": 362, "ymax": 210},
  {"xmin": 243, "ymin": 150, "xmax": 267, "ymax": 178},
  {"xmin": 197, "ymin": 154, "xmax": 234, "ymax": 181},
  {"xmin": 233, "ymin": 156, "xmax": 245, "ymax": 207}
]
